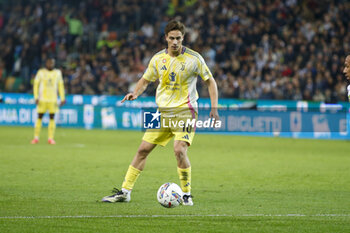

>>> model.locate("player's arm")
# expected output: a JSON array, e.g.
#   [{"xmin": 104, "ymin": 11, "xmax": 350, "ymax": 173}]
[
  {"xmin": 197, "ymin": 53, "xmax": 219, "ymax": 119},
  {"xmin": 121, "ymin": 78, "xmax": 150, "ymax": 103},
  {"xmin": 33, "ymin": 70, "xmax": 41, "ymax": 104},
  {"xmin": 58, "ymin": 71, "xmax": 66, "ymax": 106},
  {"xmin": 205, "ymin": 77, "xmax": 219, "ymax": 120}
]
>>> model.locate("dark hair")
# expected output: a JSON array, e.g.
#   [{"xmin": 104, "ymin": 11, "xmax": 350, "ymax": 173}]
[{"xmin": 165, "ymin": 20, "xmax": 185, "ymax": 36}]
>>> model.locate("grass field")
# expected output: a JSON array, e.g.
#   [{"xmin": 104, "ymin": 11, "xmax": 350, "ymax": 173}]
[{"xmin": 0, "ymin": 126, "xmax": 349, "ymax": 232}]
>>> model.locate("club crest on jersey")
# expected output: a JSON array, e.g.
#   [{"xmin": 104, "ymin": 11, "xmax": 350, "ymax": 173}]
[
  {"xmin": 180, "ymin": 62, "xmax": 185, "ymax": 71},
  {"xmin": 162, "ymin": 59, "xmax": 167, "ymax": 63},
  {"xmin": 169, "ymin": 72, "xmax": 176, "ymax": 82}
]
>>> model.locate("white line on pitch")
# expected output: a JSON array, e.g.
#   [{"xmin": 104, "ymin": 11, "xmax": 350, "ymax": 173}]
[{"xmin": 0, "ymin": 214, "xmax": 350, "ymax": 219}]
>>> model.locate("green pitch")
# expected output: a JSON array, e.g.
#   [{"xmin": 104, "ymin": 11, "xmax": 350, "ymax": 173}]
[{"xmin": 0, "ymin": 126, "xmax": 349, "ymax": 233}]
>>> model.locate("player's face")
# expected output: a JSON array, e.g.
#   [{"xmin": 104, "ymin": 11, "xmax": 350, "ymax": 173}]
[
  {"xmin": 46, "ymin": 59, "xmax": 55, "ymax": 70},
  {"xmin": 344, "ymin": 55, "xmax": 350, "ymax": 81},
  {"xmin": 166, "ymin": 30, "xmax": 184, "ymax": 55}
]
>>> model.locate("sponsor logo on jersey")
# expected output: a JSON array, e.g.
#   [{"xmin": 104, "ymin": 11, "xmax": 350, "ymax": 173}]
[{"xmin": 169, "ymin": 72, "xmax": 176, "ymax": 82}]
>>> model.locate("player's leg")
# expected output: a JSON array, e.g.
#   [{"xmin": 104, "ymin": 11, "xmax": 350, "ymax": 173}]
[
  {"xmin": 102, "ymin": 129, "xmax": 173, "ymax": 203},
  {"xmin": 31, "ymin": 112, "xmax": 44, "ymax": 144},
  {"xmin": 48, "ymin": 113, "xmax": 56, "ymax": 144},
  {"xmin": 174, "ymin": 140, "xmax": 192, "ymax": 193},
  {"xmin": 123, "ymin": 140, "xmax": 157, "ymax": 191},
  {"xmin": 48, "ymin": 103, "xmax": 58, "ymax": 144},
  {"xmin": 102, "ymin": 141, "xmax": 157, "ymax": 203},
  {"xmin": 31, "ymin": 100, "xmax": 47, "ymax": 144},
  {"xmin": 174, "ymin": 140, "xmax": 191, "ymax": 168},
  {"xmin": 173, "ymin": 140, "xmax": 193, "ymax": 205},
  {"xmin": 173, "ymin": 121, "xmax": 196, "ymax": 205}
]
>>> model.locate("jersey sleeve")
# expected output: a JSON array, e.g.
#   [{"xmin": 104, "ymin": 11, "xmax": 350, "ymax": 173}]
[
  {"xmin": 57, "ymin": 70, "xmax": 65, "ymax": 101},
  {"xmin": 33, "ymin": 69, "xmax": 42, "ymax": 100},
  {"xmin": 196, "ymin": 54, "xmax": 213, "ymax": 81},
  {"xmin": 142, "ymin": 56, "xmax": 158, "ymax": 82}
]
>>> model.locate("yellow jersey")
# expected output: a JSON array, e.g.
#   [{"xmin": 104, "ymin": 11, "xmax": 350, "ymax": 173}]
[
  {"xmin": 143, "ymin": 47, "xmax": 213, "ymax": 109},
  {"xmin": 33, "ymin": 68, "xmax": 65, "ymax": 103}
]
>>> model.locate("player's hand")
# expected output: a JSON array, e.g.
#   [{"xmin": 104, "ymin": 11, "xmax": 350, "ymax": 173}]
[
  {"xmin": 121, "ymin": 93, "xmax": 137, "ymax": 103},
  {"xmin": 35, "ymin": 99, "xmax": 39, "ymax": 105},
  {"xmin": 210, "ymin": 109, "xmax": 219, "ymax": 121},
  {"xmin": 60, "ymin": 100, "xmax": 66, "ymax": 106},
  {"xmin": 210, "ymin": 109, "xmax": 220, "ymax": 128}
]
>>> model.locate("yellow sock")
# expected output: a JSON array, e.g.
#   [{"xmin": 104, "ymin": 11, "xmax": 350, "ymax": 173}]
[
  {"xmin": 48, "ymin": 119, "xmax": 56, "ymax": 139},
  {"xmin": 122, "ymin": 165, "xmax": 141, "ymax": 191},
  {"xmin": 34, "ymin": 118, "xmax": 42, "ymax": 139},
  {"xmin": 177, "ymin": 167, "xmax": 191, "ymax": 194}
]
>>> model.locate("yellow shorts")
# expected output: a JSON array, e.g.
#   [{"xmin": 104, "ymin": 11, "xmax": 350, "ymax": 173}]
[
  {"xmin": 37, "ymin": 101, "xmax": 58, "ymax": 114},
  {"xmin": 142, "ymin": 108, "xmax": 197, "ymax": 146},
  {"xmin": 142, "ymin": 128, "xmax": 195, "ymax": 146}
]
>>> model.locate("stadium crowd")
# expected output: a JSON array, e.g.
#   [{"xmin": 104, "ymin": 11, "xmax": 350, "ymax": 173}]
[{"xmin": 0, "ymin": 0, "xmax": 349, "ymax": 102}]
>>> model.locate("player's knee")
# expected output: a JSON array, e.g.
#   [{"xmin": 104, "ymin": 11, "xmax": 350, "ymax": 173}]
[
  {"xmin": 38, "ymin": 113, "xmax": 44, "ymax": 119},
  {"xmin": 49, "ymin": 114, "xmax": 55, "ymax": 119},
  {"xmin": 174, "ymin": 145, "xmax": 187, "ymax": 159}
]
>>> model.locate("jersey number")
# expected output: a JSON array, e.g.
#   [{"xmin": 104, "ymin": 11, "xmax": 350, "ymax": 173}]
[{"xmin": 183, "ymin": 125, "xmax": 192, "ymax": 133}]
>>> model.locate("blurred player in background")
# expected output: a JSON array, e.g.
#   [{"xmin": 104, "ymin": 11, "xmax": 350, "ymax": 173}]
[
  {"xmin": 31, "ymin": 58, "xmax": 65, "ymax": 145},
  {"xmin": 343, "ymin": 55, "xmax": 350, "ymax": 101},
  {"xmin": 102, "ymin": 20, "xmax": 219, "ymax": 205}
]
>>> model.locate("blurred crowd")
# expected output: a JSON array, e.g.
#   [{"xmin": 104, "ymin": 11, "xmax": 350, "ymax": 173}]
[{"xmin": 0, "ymin": 0, "xmax": 349, "ymax": 102}]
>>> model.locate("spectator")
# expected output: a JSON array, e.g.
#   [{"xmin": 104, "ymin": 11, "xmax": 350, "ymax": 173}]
[{"xmin": 0, "ymin": 0, "xmax": 349, "ymax": 102}]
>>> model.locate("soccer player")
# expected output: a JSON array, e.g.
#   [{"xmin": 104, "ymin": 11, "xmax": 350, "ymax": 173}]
[
  {"xmin": 343, "ymin": 55, "xmax": 350, "ymax": 101},
  {"xmin": 102, "ymin": 20, "xmax": 219, "ymax": 205},
  {"xmin": 31, "ymin": 58, "xmax": 66, "ymax": 145}
]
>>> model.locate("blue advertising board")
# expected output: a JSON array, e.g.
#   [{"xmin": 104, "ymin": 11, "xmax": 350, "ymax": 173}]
[
  {"xmin": 0, "ymin": 103, "xmax": 349, "ymax": 140},
  {"xmin": 0, "ymin": 104, "xmax": 142, "ymax": 130},
  {"xmin": 0, "ymin": 104, "xmax": 83, "ymax": 127},
  {"xmin": 0, "ymin": 93, "xmax": 349, "ymax": 139},
  {"xmin": 195, "ymin": 108, "xmax": 349, "ymax": 139},
  {"xmin": 1, "ymin": 93, "xmax": 349, "ymax": 111}
]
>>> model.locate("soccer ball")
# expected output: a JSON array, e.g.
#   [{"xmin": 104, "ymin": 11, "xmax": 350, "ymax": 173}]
[{"xmin": 157, "ymin": 182, "xmax": 183, "ymax": 208}]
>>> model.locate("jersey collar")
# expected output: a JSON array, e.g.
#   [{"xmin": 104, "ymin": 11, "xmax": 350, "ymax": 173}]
[{"xmin": 165, "ymin": 46, "xmax": 187, "ymax": 56}]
